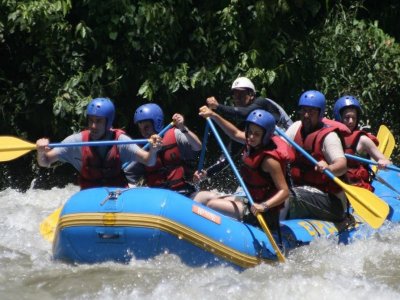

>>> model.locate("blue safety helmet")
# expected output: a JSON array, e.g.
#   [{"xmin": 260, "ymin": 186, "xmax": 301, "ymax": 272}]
[
  {"xmin": 133, "ymin": 103, "xmax": 164, "ymax": 133},
  {"xmin": 86, "ymin": 98, "xmax": 115, "ymax": 130},
  {"xmin": 245, "ymin": 109, "xmax": 276, "ymax": 145},
  {"xmin": 333, "ymin": 95, "xmax": 362, "ymax": 122},
  {"xmin": 298, "ymin": 90, "xmax": 326, "ymax": 120}
]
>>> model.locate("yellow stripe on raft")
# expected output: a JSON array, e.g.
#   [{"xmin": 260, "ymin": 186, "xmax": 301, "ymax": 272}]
[{"xmin": 56, "ymin": 212, "xmax": 274, "ymax": 268}]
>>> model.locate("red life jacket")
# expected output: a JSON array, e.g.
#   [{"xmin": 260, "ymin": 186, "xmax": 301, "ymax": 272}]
[
  {"xmin": 145, "ymin": 128, "xmax": 186, "ymax": 190},
  {"xmin": 79, "ymin": 129, "xmax": 128, "ymax": 189},
  {"xmin": 343, "ymin": 130, "xmax": 379, "ymax": 191},
  {"xmin": 291, "ymin": 124, "xmax": 346, "ymax": 194},
  {"xmin": 240, "ymin": 136, "xmax": 295, "ymax": 211}
]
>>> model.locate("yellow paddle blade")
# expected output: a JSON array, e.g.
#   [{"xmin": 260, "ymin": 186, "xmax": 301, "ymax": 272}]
[
  {"xmin": 39, "ymin": 207, "xmax": 62, "ymax": 242},
  {"xmin": 256, "ymin": 213, "xmax": 285, "ymax": 263},
  {"xmin": 377, "ymin": 125, "xmax": 395, "ymax": 159},
  {"xmin": 333, "ymin": 178, "xmax": 389, "ymax": 229},
  {"xmin": 0, "ymin": 136, "xmax": 36, "ymax": 162}
]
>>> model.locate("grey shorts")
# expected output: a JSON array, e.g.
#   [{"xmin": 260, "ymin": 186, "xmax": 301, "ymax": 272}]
[{"xmin": 287, "ymin": 186, "xmax": 346, "ymax": 222}]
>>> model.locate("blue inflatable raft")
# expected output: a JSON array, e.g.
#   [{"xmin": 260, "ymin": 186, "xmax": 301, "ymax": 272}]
[{"xmin": 53, "ymin": 169, "xmax": 400, "ymax": 268}]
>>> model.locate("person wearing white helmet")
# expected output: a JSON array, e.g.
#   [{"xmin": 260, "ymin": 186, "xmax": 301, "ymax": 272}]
[
  {"xmin": 206, "ymin": 76, "xmax": 293, "ymax": 130},
  {"xmin": 200, "ymin": 77, "xmax": 293, "ymax": 181},
  {"xmin": 36, "ymin": 98, "xmax": 162, "ymax": 190}
]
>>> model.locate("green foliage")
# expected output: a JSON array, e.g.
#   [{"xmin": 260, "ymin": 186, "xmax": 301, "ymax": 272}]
[
  {"xmin": 295, "ymin": 4, "xmax": 400, "ymax": 150},
  {"xmin": 1, "ymin": 0, "xmax": 399, "ymax": 179}
]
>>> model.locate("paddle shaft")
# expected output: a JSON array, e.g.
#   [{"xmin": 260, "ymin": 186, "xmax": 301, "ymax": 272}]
[
  {"xmin": 345, "ymin": 154, "xmax": 400, "ymax": 172},
  {"xmin": 142, "ymin": 122, "xmax": 174, "ymax": 150},
  {"xmin": 121, "ymin": 122, "xmax": 174, "ymax": 169},
  {"xmin": 206, "ymin": 118, "xmax": 286, "ymax": 263},
  {"xmin": 197, "ymin": 122, "xmax": 210, "ymax": 172},
  {"xmin": 48, "ymin": 139, "xmax": 149, "ymax": 148},
  {"xmin": 275, "ymin": 127, "xmax": 338, "ymax": 180}
]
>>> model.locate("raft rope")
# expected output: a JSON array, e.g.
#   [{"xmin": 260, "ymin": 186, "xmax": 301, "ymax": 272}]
[{"xmin": 100, "ymin": 188, "xmax": 131, "ymax": 206}]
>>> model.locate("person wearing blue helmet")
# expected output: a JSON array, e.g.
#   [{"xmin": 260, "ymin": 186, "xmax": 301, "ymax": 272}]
[
  {"xmin": 283, "ymin": 90, "xmax": 349, "ymax": 222},
  {"xmin": 197, "ymin": 106, "xmax": 295, "ymax": 230},
  {"xmin": 36, "ymin": 98, "xmax": 161, "ymax": 189},
  {"xmin": 333, "ymin": 95, "xmax": 391, "ymax": 191},
  {"xmin": 126, "ymin": 103, "xmax": 219, "ymax": 204}
]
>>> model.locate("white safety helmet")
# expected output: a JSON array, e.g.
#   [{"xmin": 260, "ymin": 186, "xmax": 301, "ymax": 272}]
[{"xmin": 231, "ymin": 77, "xmax": 256, "ymax": 93}]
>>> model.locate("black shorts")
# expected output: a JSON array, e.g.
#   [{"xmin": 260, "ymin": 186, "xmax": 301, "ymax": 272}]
[{"xmin": 287, "ymin": 186, "xmax": 346, "ymax": 222}]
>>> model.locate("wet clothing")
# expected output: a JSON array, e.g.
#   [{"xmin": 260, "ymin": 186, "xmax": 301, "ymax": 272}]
[
  {"xmin": 145, "ymin": 128, "xmax": 187, "ymax": 190},
  {"xmin": 52, "ymin": 130, "xmax": 146, "ymax": 189},
  {"xmin": 287, "ymin": 186, "xmax": 345, "ymax": 222},
  {"xmin": 79, "ymin": 129, "xmax": 128, "ymax": 189},
  {"xmin": 291, "ymin": 125, "xmax": 343, "ymax": 194},
  {"xmin": 240, "ymin": 136, "xmax": 295, "ymax": 230},
  {"xmin": 241, "ymin": 136, "xmax": 294, "ymax": 207},
  {"xmin": 124, "ymin": 128, "xmax": 199, "ymax": 195},
  {"xmin": 342, "ymin": 130, "xmax": 379, "ymax": 191},
  {"xmin": 284, "ymin": 121, "xmax": 347, "ymax": 222}
]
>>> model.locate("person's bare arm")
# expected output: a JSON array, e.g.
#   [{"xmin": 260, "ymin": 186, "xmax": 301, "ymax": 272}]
[
  {"xmin": 199, "ymin": 106, "xmax": 246, "ymax": 143},
  {"xmin": 36, "ymin": 138, "xmax": 59, "ymax": 167}
]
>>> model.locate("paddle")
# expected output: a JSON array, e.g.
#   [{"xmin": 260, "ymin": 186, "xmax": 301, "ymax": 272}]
[
  {"xmin": 197, "ymin": 121, "xmax": 210, "ymax": 172},
  {"xmin": 376, "ymin": 125, "xmax": 395, "ymax": 159},
  {"xmin": 39, "ymin": 122, "xmax": 174, "ymax": 242},
  {"xmin": 206, "ymin": 118, "xmax": 286, "ymax": 263},
  {"xmin": 275, "ymin": 127, "xmax": 389, "ymax": 229},
  {"xmin": 374, "ymin": 175, "xmax": 400, "ymax": 197},
  {"xmin": 39, "ymin": 207, "xmax": 62, "ymax": 242},
  {"xmin": 0, "ymin": 136, "xmax": 149, "ymax": 162},
  {"xmin": 142, "ymin": 122, "xmax": 174, "ymax": 150},
  {"xmin": 345, "ymin": 154, "xmax": 400, "ymax": 173}
]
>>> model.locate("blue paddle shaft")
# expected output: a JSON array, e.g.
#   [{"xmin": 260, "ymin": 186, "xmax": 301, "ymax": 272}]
[
  {"xmin": 198, "ymin": 122, "xmax": 210, "ymax": 171},
  {"xmin": 142, "ymin": 122, "xmax": 174, "ymax": 150},
  {"xmin": 49, "ymin": 139, "xmax": 148, "ymax": 148},
  {"xmin": 345, "ymin": 153, "xmax": 400, "ymax": 172},
  {"xmin": 274, "ymin": 126, "xmax": 336, "ymax": 180},
  {"xmin": 206, "ymin": 118, "xmax": 256, "ymax": 206}
]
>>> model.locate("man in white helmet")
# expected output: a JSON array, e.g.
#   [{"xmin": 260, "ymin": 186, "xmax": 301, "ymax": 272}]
[
  {"xmin": 206, "ymin": 77, "xmax": 293, "ymax": 130},
  {"xmin": 196, "ymin": 77, "xmax": 293, "ymax": 183}
]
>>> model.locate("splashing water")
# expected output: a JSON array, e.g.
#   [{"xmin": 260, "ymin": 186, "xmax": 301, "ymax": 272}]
[{"xmin": 1, "ymin": 184, "xmax": 399, "ymax": 300}]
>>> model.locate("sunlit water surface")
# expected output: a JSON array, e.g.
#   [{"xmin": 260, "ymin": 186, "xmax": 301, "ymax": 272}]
[{"xmin": 1, "ymin": 183, "xmax": 399, "ymax": 300}]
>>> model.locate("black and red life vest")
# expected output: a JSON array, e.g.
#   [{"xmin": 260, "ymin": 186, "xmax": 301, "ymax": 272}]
[
  {"xmin": 240, "ymin": 136, "xmax": 295, "ymax": 211},
  {"xmin": 79, "ymin": 129, "xmax": 128, "ymax": 189},
  {"xmin": 342, "ymin": 130, "xmax": 379, "ymax": 191},
  {"xmin": 145, "ymin": 128, "xmax": 186, "ymax": 190}
]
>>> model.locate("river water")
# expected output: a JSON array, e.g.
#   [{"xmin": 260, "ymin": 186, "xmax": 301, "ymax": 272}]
[{"xmin": 1, "ymin": 183, "xmax": 400, "ymax": 300}]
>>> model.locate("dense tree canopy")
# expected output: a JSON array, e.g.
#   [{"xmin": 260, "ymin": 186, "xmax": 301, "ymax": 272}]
[{"xmin": 1, "ymin": 0, "xmax": 399, "ymax": 190}]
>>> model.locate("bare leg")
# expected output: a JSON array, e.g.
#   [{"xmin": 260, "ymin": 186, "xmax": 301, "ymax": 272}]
[
  {"xmin": 191, "ymin": 190, "xmax": 221, "ymax": 205},
  {"xmin": 207, "ymin": 196, "xmax": 245, "ymax": 220}
]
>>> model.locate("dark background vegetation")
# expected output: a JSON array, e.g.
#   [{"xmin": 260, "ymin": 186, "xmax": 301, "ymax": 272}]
[{"xmin": 1, "ymin": 0, "xmax": 399, "ymax": 191}]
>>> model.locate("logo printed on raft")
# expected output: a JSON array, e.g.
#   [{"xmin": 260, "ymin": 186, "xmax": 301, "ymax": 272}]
[{"xmin": 192, "ymin": 205, "xmax": 221, "ymax": 224}]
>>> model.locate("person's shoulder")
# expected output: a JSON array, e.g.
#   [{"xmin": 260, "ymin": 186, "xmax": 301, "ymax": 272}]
[
  {"xmin": 63, "ymin": 132, "xmax": 82, "ymax": 143},
  {"xmin": 289, "ymin": 120, "xmax": 302, "ymax": 130},
  {"xmin": 117, "ymin": 133, "xmax": 132, "ymax": 141},
  {"xmin": 174, "ymin": 128, "xmax": 189, "ymax": 144},
  {"xmin": 253, "ymin": 97, "xmax": 269, "ymax": 106},
  {"xmin": 324, "ymin": 130, "xmax": 342, "ymax": 143}
]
